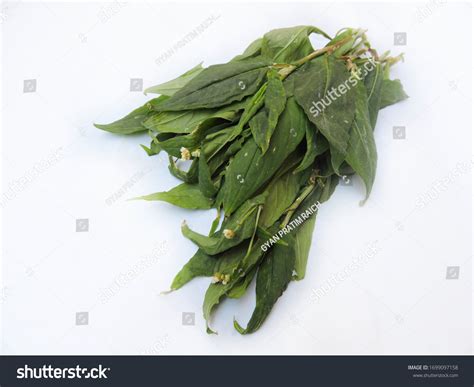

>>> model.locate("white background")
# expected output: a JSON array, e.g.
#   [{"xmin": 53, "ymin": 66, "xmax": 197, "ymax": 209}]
[{"xmin": 1, "ymin": 1, "xmax": 472, "ymax": 355}]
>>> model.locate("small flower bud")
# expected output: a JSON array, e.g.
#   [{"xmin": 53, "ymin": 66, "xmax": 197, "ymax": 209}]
[
  {"xmin": 211, "ymin": 273, "xmax": 221, "ymax": 283},
  {"xmin": 222, "ymin": 274, "xmax": 231, "ymax": 285},
  {"xmin": 180, "ymin": 147, "xmax": 191, "ymax": 160},
  {"xmin": 223, "ymin": 229, "xmax": 235, "ymax": 239}
]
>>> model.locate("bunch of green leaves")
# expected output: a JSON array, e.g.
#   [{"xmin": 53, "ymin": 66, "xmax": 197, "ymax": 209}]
[{"xmin": 95, "ymin": 25, "xmax": 407, "ymax": 334}]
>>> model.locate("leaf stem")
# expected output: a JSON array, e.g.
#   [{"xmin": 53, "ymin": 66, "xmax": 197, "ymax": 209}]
[
  {"xmin": 279, "ymin": 35, "xmax": 355, "ymax": 80},
  {"xmin": 247, "ymin": 204, "xmax": 263, "ymax": 255}
]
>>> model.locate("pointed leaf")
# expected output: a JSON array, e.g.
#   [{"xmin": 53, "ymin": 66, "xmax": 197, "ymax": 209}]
[
  {"xmin": 94, "ymin": 96, "xmax": 167, "ymax": 135},
  {"xmin": 136, "ymin": 183, "xmax": 213, "ymax": 209},
  {"xmin": 364, "ymin": 62, "xmax": 383, "ymax": 128},
  {"xmin": 250, "ymin": 69, "xmax": 286, "ymax": 153},
  {"xmin": 259, "ymin": 170, "xmax": 303, "ymax": 228},
  {"xmin": 293, "ymin": 124, "xmax": 318, "ymax": 173},
  {"xmin": 379, "ymin": 79, "xmax": 408, "ymax": 109},
  {"xmin": 344, "ymin": 82, "xmax": 377, "ymax": 201},
  {"xmin": 234, "ymin": 236, "xmax": 295, "ymax": 334},
  {"xmin": 171, "ymin": 249, "xmax": 216, "ymax": 290},
  {"xmin": 181, "ymin": 194, "xmax": 267, "ymax": 255},
  {"xmin": 144, "ymin": 63, "xmax": 204, "ymax": 96},
  {"xmin": 292, "ymin": 55, "xmax": 356, "ymax": 156},
  {"xmin": 262, "ymin": 26, "xmax": 331, "ymax": 63},
  {"xmin": 232, "ymin": 38, "xmax": 263, "ymax": 61},
  {"xmin": 143, "ymin": 100, "xmax": 245, "ymax": 134},
  {"xmin": 198, "ymin": 153, "xmax": 218, "ymax": 198},
  {"xmin": 203, "ymin": 239, "xmax": 266, "ymax": 333},
  {"xmin": 155, "ymin": 59, "xmax": 271, "ymax": 111}
]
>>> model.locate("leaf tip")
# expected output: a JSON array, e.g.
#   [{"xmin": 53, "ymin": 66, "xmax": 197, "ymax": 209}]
[
  {"xmin": 93, "ymin": 123, "xmax": 107, "ymax": 131},
  {"xmin": 233, "ymin": 317, "xmax": 246, "ymax": 334},
  {"xmin": 206, "ymin": 325, "xmax": 218, "ymax": 335},
  {"xmin": 359, "ymin": 196, "xmax": 369, "ymax": 206}
]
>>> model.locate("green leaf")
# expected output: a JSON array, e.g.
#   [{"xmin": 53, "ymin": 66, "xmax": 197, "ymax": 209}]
[
  {"xmin": 210, "ymin": 83, "xmax": 268, "ymax": 158},
  {"xmin": 379, "ymin": 79, "xmax": 408, "ymax": 109},
  {"xmin": 248, "ymin": 111, "xmax": 268, "ymax": 152},
  {"xmin": 314, "ymin": 132, "xmax": 330, "ymax": 155},
  {"xmin": 171, "ymin": 249, "xmax": 216, "ymax": 290},
  {"xmin": 198, "ymin": 153, "xmax": 218, "ymax": 198},
  {"xmin": 292, "ymin": 55, "xmax": 356, "ymax": 156},
  {"xmin": 293, "ymin": 124, "xmax": 318, "ymax": 173},
  {"xmin": 203, "ymin": 239, "xmax": 266, "ymax": 333},
  {"xmin": 259, "ymin": 169, "xmax": 303, "ymax": 228},
  {"xmin": 171, "ymin": 243, "xmax": 247, "ymax": 291},
  {"xmin": 221, "ymin": 97, "xmax": 307, "ymax": 215},
  {"xmin": 344, "ymin": 82, "xmax": 378, "ymax": 202},
  {"xmin": 256, "ymin": 226, "xmax": 288, "ymax": 248},
  {"xmin": 293, "ymin": 215, "xmax": 316, "ymax": 280},
  {"xmin": 143, "ymin": 99, "xmax": 245, "ymax": 135},
  {"xmin": 202, "ymin": 126, "xmax": 238, "ymax": 158},
  {"xmin": 291, "ymin": 174, "xmax": 339, "ymax": 280},
  {"xmin": 326, "ymin": 28, "xmax": 357, "ymax": 58},
  {"xmin": 155, "ymin": 59, "xmax": 271, "ymax": 111},
  {"xmin": 140, "ymin": 141, "xmax": 161, "ymax": 156},
  {"xmin": 168, "ymin": 157, "xmax": 199, "ymax": 183},
  {"xmin": 157, "ymin": 121, "xmax": 231, "ymax": 158},
  {"xmin": 181, "ymin": 194, "xmax": 267, "ymax": 255},
  {"xmin": 250, "ymin": 69, "xmax": 287, "ymax": 153},
  {"xmin": 136, "ymin": 183, "xmax": 213, "ymax": 209},
  {"xmin": 213, "ymin": 243, "xmax": 248, "ymax": 275},
  {"xmin": 319, "ymin": 173, "xmax": 340, "ymax": 203},
  {"xmin": 364, "ymin": 62, "xmax": 383, "ymax": 128},
  {"xmin": 329, "ymin": 146, "xmax": 345, "ymax": 175},
  {"xmin": 144, "ymin": 63, "xmax": 204, "ymax": 96},
  {"xmin": 203, "ymin": 281, "xmax": 233, "ymax": 334},
  {"xmin": 232, "ymin": 38, "xmax": 263, "ymax": 61},
  {"xmin": 94, "ymin": 96, "xmax": 167, "ymax": 135},
  {"xmin": 227, "ymin": 266, "xmax": 257, "ymax": 299},
  {"xmin": 264, "ymin": 70, "xmax": 287, "ymax": 140},
  {"xmin": 234, "ymin": 236, "xmax": 295, "ymax": 334},
  {"xmin": 261, "ymin": 26, "xmax": 331, "ymax": 63}
]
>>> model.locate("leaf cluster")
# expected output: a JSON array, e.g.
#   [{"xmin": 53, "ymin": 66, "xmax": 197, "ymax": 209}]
[{"xmin": 95, "ymin": 25, "xmax": 407, "ymax": 334}]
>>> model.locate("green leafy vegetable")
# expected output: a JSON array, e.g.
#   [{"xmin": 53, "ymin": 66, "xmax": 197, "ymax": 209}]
[{"xmin": 96, "ymin": 24, "xmax": 406, "ymax": 334}]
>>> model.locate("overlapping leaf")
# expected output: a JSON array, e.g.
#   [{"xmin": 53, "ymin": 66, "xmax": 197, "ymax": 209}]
[{"xmin": 95, "ymin": 24, "xmax": 406, "ymax": 335}]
